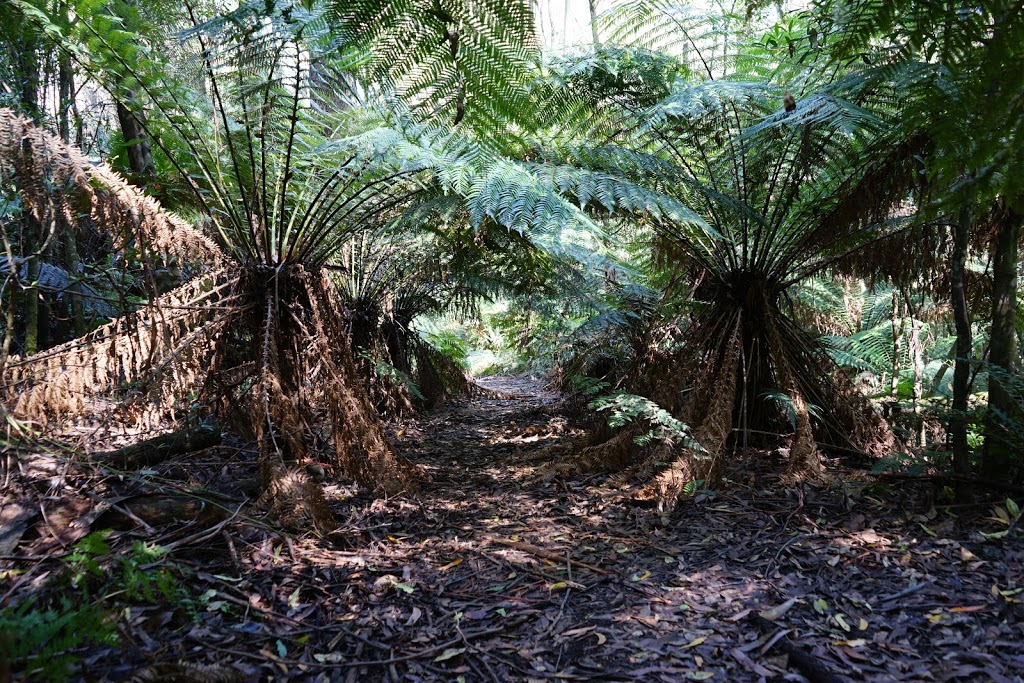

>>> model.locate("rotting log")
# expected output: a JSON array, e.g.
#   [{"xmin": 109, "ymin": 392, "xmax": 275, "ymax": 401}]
[
  {"xmin": 93, "ymin": 424, "xmax": 221, "ymax": 470},
  {"xmin": 92, "ymin": 494, "xmax": 228, "ymax": 530}
]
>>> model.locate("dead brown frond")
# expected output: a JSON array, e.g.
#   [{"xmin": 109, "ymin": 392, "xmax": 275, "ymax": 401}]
[
  {"xmin": 763, "ymin": 315, "xmax": 822, "ymax": 476},
  {"xmin": 636, "ymin": 316, "xmax": 742, "ymax": 508},
  {"xmin": 0, "ymin": 108, "xmax": 223, "ymax": 268},
  {"xmin": 0, "ymin": 113, "xmax": 414, "ymax": 535},
  {"xmin": 304, "ymin": 272, "xmax": 418, "ymax": 494},
  {"xmin": 812, "ymin": 134, "xmax": 931, "ymax": 251},
  {"xmin": 1, "ymin": 270, "xmax": 237, "ymax": 425}
]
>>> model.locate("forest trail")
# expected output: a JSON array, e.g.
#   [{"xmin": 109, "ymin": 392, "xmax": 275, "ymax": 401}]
[{"xmin": 6, "ymin": 377, "xmax": 1023, "ymax": 682}]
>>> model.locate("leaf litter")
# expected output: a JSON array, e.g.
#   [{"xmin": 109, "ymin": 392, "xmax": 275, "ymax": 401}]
[{"xmin": 2, "ymin": 375, "xmax": 1023, "ymax": 682}]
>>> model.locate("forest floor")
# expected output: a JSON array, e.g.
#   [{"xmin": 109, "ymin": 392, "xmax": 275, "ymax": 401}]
[{"xmin": 3, "ymin": 376, "xmax": 1024, "ymax": 682}]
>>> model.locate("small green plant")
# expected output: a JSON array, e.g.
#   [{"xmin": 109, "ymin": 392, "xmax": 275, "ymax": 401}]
[
  {"xmin": 65, "ymin": 529, "xmax": 113, "ymax": 597},
  {"xmin": 0, "ymin": 597, "xmax": 117, "ymax": 682},
  {"xmin": 426, "ymin": 330, "xmax": 469, "ymax": 368},
  {"xmin": 66, "ymin": 531, "xmax": 193, "ymax": 607},
  {"xmin": 573, "ymin": 375, "xmax": 611, "ymax": 396},
  {"xmin": 760, "ymin": 390, "xmax": 824, "ymax": 429},
  {"xmin": 588, "ymin": 390, "xmax": 702, "ymax": 451},
  {"xmin": 0, "ymin": 531, "xmax": 199, "ymax": 679},
  {"xmin": 358, "ymin": 351, "xmax": 426, "ymax": 401}
]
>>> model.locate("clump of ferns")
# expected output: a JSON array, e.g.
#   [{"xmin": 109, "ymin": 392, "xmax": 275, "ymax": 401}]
[
  {"xmin": 5, "ymin": 0, "xmax": 445, "ymax": 532},
  {"xmin": 331, "ymin": 232, "xmax": 472, "ymax": 417},
  {"xmin": 527, "ymin": 12, "xmax": 916, "ymax": 503}
]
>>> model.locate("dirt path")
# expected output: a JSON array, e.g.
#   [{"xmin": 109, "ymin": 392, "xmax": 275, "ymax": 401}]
[{"xmin": 5, "ymin": 377, "xmax": 1023, "ymax": 681}]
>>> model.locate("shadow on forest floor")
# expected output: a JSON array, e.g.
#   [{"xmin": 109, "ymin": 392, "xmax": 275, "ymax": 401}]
[{"xmin": 2, "ymin": 376, "xmax": 1023, "ymax": 682}]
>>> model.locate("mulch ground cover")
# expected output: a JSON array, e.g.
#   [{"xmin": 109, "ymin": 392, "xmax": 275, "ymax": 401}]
[{"xmin": 2, "ymin": 376, "xmax": 1022, "ymax": 682}]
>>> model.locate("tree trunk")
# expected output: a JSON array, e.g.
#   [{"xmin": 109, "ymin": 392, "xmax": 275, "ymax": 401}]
[
  {"xmin": 588, "ymin": 0, "xmax": 600, "ymax": 46},
  {"xmin": 14, "ymin": 34, "xmax": 40, "ymax": 122},
  {"xmin": 14, "ymin": 27, "xmax": 41, "ymax": 356},
  {"xmin": 950, "ymin": 204, "xmax": 973, "ymax": 484},
  {"xmin": 58, "ymin": 44, "xmax": 74, "ymax": 144},
  {"xmin": 22, "ymin": 250, "xmax": 40, "ymax": 356},
  {"xmin": 62, "ymin": 224, "xmax": 87, "ymax": 337},
  {"xmin": 115, "ymin": 97, "xmax": 156, "ymax": 182},
  {"xmin": 890, "ymin": 289, "xmax": 902, "ymax": 396},
  {"xmin": 909, "ymin": 315, "xmax": 925, "ymax": 447},
  {"xmin": 982, "ymin": 198, "xmax": 1021, "ymax": 480}
]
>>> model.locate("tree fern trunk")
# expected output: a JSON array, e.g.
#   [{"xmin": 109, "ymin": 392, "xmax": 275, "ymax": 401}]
[
  {"xmin": 890, "ymin": 289, "xmax": 903, "ymax": 397},
  {"xmin": 22, "ymin": 220, "xmax": 40, "ymax": 356},
  {"xmin": 909, "ymin": 316, "xmax": 925, "ymax": 447},
  {"xmin": 982, "ymin": 198, "xmax": 1021, "ymax": 480},
  {"xmin": 588, "ymin": 0, "xmax": 600, "ymax": 46}
]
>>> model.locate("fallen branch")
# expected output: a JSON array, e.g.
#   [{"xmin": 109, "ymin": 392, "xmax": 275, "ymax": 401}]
[
  {"xmin": 747, "ymin": 614, "xmax": 845, "ymax": 683},
  {"xmin": 93, "ymin": 424, "xmax": 221, "ymax": 470},
  {"xmin": 480, "ymin": 534, "xmax": 610, "ymax": 575},
  {"xmin": 878, "ymin": 581, "xmax": 930, "ymax": 604},
  {"xmin": 872, "ymin": 472, "xmax": 1024, "ymax": 496},
  {"xmin": 163, "ymin": 503, "xmax": 244, "ymax": 552}
]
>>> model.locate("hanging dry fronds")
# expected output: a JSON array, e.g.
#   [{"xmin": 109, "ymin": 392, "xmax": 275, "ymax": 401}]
[
  {"xmin": 2, "ymin": 270, "xmax": 238, "ymax": 425},
  {"xmin": 0, "ymin": 108, "xmax": 223, "ymax": 268},
  {"xmin": 634, "ymin": 317, "xmax": 743, "ymax": 508}
]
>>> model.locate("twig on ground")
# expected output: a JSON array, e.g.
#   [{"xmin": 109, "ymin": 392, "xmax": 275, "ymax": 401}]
[
  {"xmin": 747, "ymin": 614, "xmax": 846, "ymax": 683},
  {"xmin": 480, "ymin": 534, "xmax": 610, "ymax": 575}
]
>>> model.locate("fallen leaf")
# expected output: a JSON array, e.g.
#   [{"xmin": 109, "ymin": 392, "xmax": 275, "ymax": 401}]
[
  {"xmin": 561, "ymin": 626, "xmax": 596, "ymax": 638},
  {"xmin": 959, "ymin": 546, "xmax": 978, "ymax": 562},
  {"xmin": 835, "ymin": 639, "xmax": 867, "ymax": 648},
  {"xmin": 434, "ymin": 648, "xmax": 466, "ymax": 663},
  {"xmin": 548, "ymin": 580, "xmax": 585, "ymax": 591},
  {"xmin": 834, "ymin": 614, "xmax": 851, "ymax": 632},
  {"xmin": 631, "ymin": 570, "xmax": 651, "ymax": 582},
  {"xmin": 760, "ymin": 597, "xmax": 798, "ymax": 621},
  {"xmin": 681, "ymin": 636, "xmax": 706, "ymax": 649},
  {"xmin": 438, "ymin": 557, "xmax": 463, "ymax": 571},
  {"xmin": 314, "ymin": 653, "xmax": 344, "ymax": 663},
  {"xmin": 950, "ymin": 605, "xmax": 987, "ymax": 613},
  {"xmin": 731, "ymin": 647, "xmax": 774, "ymax": 677}
]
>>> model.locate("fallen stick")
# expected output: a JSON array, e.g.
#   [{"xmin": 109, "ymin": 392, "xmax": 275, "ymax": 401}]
[
  {"xmin": 481, "ymin": 535, "xmax": 610, "ymax": 574},
  {"xmin": 748, "ymin": 614, "xmax": 845, "ymax": 683},
  {"xmin": 878, "ymin": 581, "xmax": 929, "ymax": 603}
]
